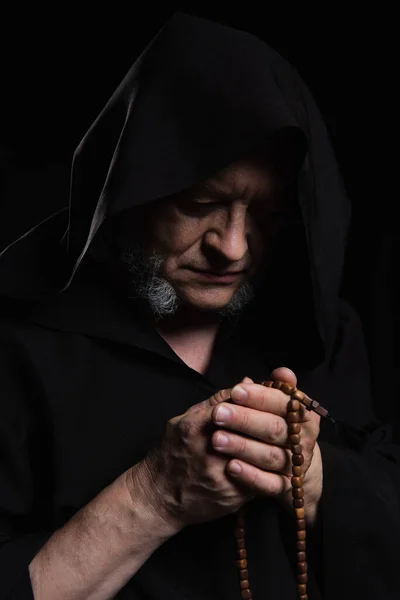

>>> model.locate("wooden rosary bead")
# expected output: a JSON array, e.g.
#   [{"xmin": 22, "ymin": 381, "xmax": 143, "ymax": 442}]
[
  {"xmin": 291, "ymin": 476, "xmax": 302, "ymax": 488},
  {"xmin": 241, "ymin": 589, "xmax": 252, "ymax": 599},
  {"xmin": 240, "ymin": 569, "xmax": 248, "ymax": 579},
  {"xmin": 292, "ymin": 465, "xmax": 302, "ymax": 476},
  {"xmin": 272, "ymin": 381, "xmax": 283, "ymax": 389},
  {"xmin": 299, "ymin": 595, "xmax": 308, "ymax": 600},
  {"xmin": 288, "ymin": 423, "xmax": 301, "ymax": 434},
  {"xmin": 292, "ymin": 487, "xmax": 304, "ymax": 498},
  {"xmin": 294, "ymin": 498, "xmax": 304, "ymax": 508},
  {"xmin": 292, "ymin": 389, "xmax": 305, "ymax": 402},
  {"xmin": 297, "ymin": 540, "xmax": 306, "ymax": 552},
  {"xmin": 292, "ymin": 454, "xmax": 304, "ymax": 466},
  {"xmin": 297, "ymin": 551, "xmax": 306, "ymax": 562},
  {"xmin": 288, "ymin": 399, "xmax": 300, "ymax": 411},
  {"xmin": 289, "ymin": 433, "xmax": 300, "ymax": 444},
  {"xmin": 298, "ymin": 573, "xmax": 308, "ymax": 583},
  {"xmin": 287, "ymin": 411, "xmax": 300, "ymax": 423},
  {"xmin": 295, "ymin": 507, "xmax": 305, "ymax": 519},
  {"xmin": 235, "ymin": 527, "xmax": 245, "ymax": 537},
  {"xmin": 296, "ymin": 530, "xmax": 306, "ymax": 541},
  {"xmin": 291, "ymin": 444, "xmax": 303, "ymax": 454},
  {"xmin": 236, "ymin": 559, "xmax": 248, "ymax": 569},
  {"xmin": 238, "ymin": 549, "xmax": 247, "ymax": 559},
  {"xmin": 296, "ymin": 519, "xmax": 306, "ymax": 530},
  {"xmin": 297, "ymin": 562, "xmax": 308, "ymax": 574},
  {"xmin": 240, "ymin": 580, "xmax": 250, "ymax": 589},
  {"xmin": 280, "ymin": 382, "xmax": 296, "ymax": 395},
  {"xmin": 298, "ymin": 584, "xmax": 307, "ymax": 595},
  {"xmin": 237, "ymin": 538, "xmax": 245, "ymax": 549}
]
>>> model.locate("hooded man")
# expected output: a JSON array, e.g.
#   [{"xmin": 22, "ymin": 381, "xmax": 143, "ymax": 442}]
[{"xmin": 0, "ymin": 12, "xmax": 399, "ymax": 600}]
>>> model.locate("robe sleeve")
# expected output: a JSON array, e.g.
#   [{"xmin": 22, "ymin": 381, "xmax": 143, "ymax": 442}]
[
  {"xmin": 0, "ymin": 319, "xmax": 54, "ymax": 598},
  {"xmin": 308, "ymin": 300, "xmax": 400, "ymax": 599}
]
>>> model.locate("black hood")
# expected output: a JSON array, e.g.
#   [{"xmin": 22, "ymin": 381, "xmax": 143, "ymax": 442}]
[{"xmin": 0, "ymin": 12, "xmax": 351, "ymax": 357}]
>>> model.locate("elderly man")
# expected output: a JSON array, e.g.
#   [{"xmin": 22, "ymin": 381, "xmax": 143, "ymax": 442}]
[{"xmin": 1, "ymin": 12, "xmax": 399, "ymax": 600}]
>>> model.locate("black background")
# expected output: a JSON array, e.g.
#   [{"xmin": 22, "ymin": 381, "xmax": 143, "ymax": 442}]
[{"xmin": 1, "ymin": 7, "xmax": 398, "ymax": 437}]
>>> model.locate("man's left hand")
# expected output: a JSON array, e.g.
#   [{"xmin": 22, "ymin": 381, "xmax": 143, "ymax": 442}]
[{"xmin": 211, "ymin": 367, "xmax": 322, "ymax": 527}]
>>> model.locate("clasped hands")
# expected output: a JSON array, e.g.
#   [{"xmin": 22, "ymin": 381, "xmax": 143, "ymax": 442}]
[{"xmin": 211, "ymin": 367, "xmax": 323, "ymax": 526}]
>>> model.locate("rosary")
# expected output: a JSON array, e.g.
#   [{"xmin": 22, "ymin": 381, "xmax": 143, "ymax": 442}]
[{"xmin": 233, "ymin": 379, "xmax": 337, "ymax": 600}]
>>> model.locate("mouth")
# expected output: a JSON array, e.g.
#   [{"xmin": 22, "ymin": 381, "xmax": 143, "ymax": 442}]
[{"xmin": 192, "ymin": 270, "xmax": 247, "ymax": 283}]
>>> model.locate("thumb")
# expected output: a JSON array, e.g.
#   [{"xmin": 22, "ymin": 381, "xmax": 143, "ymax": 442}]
[{"xmin": 269, "ymin": 366, "xmax": 297, "ymax": 389}]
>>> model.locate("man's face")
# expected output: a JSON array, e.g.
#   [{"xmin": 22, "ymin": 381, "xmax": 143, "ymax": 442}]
[{"xmin": 119, "ymin": 157, "xmax": 288, "ymax": 321}]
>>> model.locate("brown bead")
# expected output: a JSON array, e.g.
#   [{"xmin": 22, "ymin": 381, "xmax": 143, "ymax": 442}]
[
  {"xmin": 291, "ymin": 444, "xmax": 303, "ymax": 455},
  {"xmin": 298, "ymin": 584, "xmax": 307, "ymax": 595},
  {"xmin": 297, "ymin": 540, "xmax": 306, "ymax": 552},
  {"xmin": 292, "ymin": 466, "xmax": 302, "ymax": 476},
  {"xmin": 236, "ymin": 559, "xmax": 247, "ymax": 569},
  {"xmin": 292, "ymin": 389, "xmax": 305, "ymax": 402},
  {"xmin": 240, "ymin": 569, "xmax": 249, "ymax": 579},
  {"xmin": 240, "ymin": 580, "xmax": 250, "ymax": 589},
  {"xmin": 238, "ymin": 548, "xmax": 247, "ymax": 559},
  {"xmin": 296, "ymin": 519, "xmax": 306, "ymax": 530},
  {"xmin": 297, "ymin": 561, "xmax": 308, "ymax": 574},
  {"xmin": 281, "ymin": 382, "xmax": 295, "ymax": 395},
  {"xmin": 296, "ymin": 530, "xmax": 306, "ymax": 540},
  {"xmin": 237, "ymin": 538, "xmax": 245, "ymax": 549},
  {"xmin": 298, "ymin": 573, "xmax": 308, "ymax": 583},
  {"xmin": 291, "ymin": 476, "xmax": 302, "ymax": 488},
  {"xmin": 292, "ymin": 454, "xmax": 304, "ymax": 466},
  {"xmin": 287, "ymin": 411, "xmax": 300, "ymax": 423},
  {"xmin": 289, "ymin": 433, "xmax": 300, "ymax": 444},
  {"xmin": 299, "ymin": 595, "xmax": 308, "ymax": 600},
  {"xmin": 288, "ymin": 423, "xmax": 301, "ymax": 434},
  {"xmin": 235, "ymin": 527, "xmax": 245, "ymax": 538},
  {"xmin": 294, "ymin": 498, "xmax": 304, "ymax": 508},
  {"xmin": 272, "ymin": 381, "xmax": 283, "ymax": 389},
  {"xmin": 297, "ymin": 551, "xmax": 306, "ymax": 562},
  {"xmin": 241, "ymin": 589, "xmax": 252, "ymax": 599},
  {"xmin": 295, "ymin": 508, "xmax": 305, "ymax": 519},
  {"xmin": 292, "ymin": 487, "xmax": 304, "ymax": 499},
  {"xmin": 288, "ymin": 399, "xmax": 300, "ymax": 411}
]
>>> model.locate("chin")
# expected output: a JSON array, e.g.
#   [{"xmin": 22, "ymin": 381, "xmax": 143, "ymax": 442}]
[{"xmin": 180, "ymin": 288, "xmax": 235, "ymax": 311}]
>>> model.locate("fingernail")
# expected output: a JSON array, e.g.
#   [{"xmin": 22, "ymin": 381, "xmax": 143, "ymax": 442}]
[
  {"xmin": 214, "ymin": 432, "xmax": 229, "ymax": 447},
  {"xmin": 231, "ymin": 385, "xmax": 248, "ymax": 401},
  {"xmin": 229, "ymin": 462, "xmax": 242, "ymax": 474},
  {"xmin": 215, "ymin": 405, "xmax": 231, "ymax": 423}
]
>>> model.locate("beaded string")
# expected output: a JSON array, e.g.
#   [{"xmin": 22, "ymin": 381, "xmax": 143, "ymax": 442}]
[{"xmin": 233, "ymin": 379, "xmax": 336, "ymax": 600}]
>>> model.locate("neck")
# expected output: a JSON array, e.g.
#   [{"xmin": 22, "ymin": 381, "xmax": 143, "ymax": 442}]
[{"xmin": 150, "ymin": 306, "xmax": 221, "ymax": 336}]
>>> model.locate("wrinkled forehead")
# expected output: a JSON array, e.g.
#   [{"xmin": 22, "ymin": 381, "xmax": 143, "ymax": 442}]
[{"xmin": 204, "ymin": 156, "xmax": 285, "ymax": 199}]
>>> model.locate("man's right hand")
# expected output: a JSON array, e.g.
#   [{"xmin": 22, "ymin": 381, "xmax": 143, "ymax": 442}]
[{"xmin": 128, "ymin": 377, "xmax": 257, "ymax": 533}]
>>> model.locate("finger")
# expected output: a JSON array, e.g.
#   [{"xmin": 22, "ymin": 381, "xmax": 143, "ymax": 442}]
[
  {"xmin": 211, "ymin": 430, "xmax": 292, "ymax": 475},
  {"xmin": 229, "ymin": 383, "xmax": 292, "ymax": 418},
  {"xmin": 270, "ymin": 366, "xmax": 297, "ymax": 388},
  {"xmin": 226, "ymin": 459, "xmax": 291, "ymax": 497},
  {"xmin": 213, "ymin": 402, "xmax": 289, "ymax": 446}
]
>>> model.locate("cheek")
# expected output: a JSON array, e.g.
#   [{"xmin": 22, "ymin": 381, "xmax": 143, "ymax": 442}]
[{"xmin": 151, "ymin": 212, "xmax": 204, "ymax": 258}]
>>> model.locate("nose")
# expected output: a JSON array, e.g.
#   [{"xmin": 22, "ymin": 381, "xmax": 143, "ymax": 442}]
[{"xmin": 203, "ymin": 208, "xmax": 249, "ymax": 263}]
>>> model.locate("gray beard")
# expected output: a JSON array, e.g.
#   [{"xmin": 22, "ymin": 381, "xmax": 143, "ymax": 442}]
[{"xmin": 121, "ymin": 243, "xmax": 255, "ymax": 324}]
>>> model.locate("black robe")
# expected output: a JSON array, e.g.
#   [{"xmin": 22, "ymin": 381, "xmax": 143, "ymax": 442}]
[{"xmin": 1, "ymin": 12, "xmax": 400, "ymax": 600}]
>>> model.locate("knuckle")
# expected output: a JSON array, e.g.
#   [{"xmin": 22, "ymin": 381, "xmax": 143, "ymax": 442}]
[
  {"xmin": 270, "ymin": 416, "xmax": 285, "ymax": 443},
  {"xmin": 212, "ymin": 388, "xmax": 230, "ymax": 405},
  {"xmin": 268, "ymin": 445, "xmax": 281, "ymax": 469},
  {"xmin": 237, "ymin": 435, "xmax": 248, "ymax": 455}
]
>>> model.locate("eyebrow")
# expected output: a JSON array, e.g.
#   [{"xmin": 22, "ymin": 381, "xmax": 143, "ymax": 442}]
[{"xmin": 193, "ymin": 181, "xmax": 259, "ymax": 202}]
